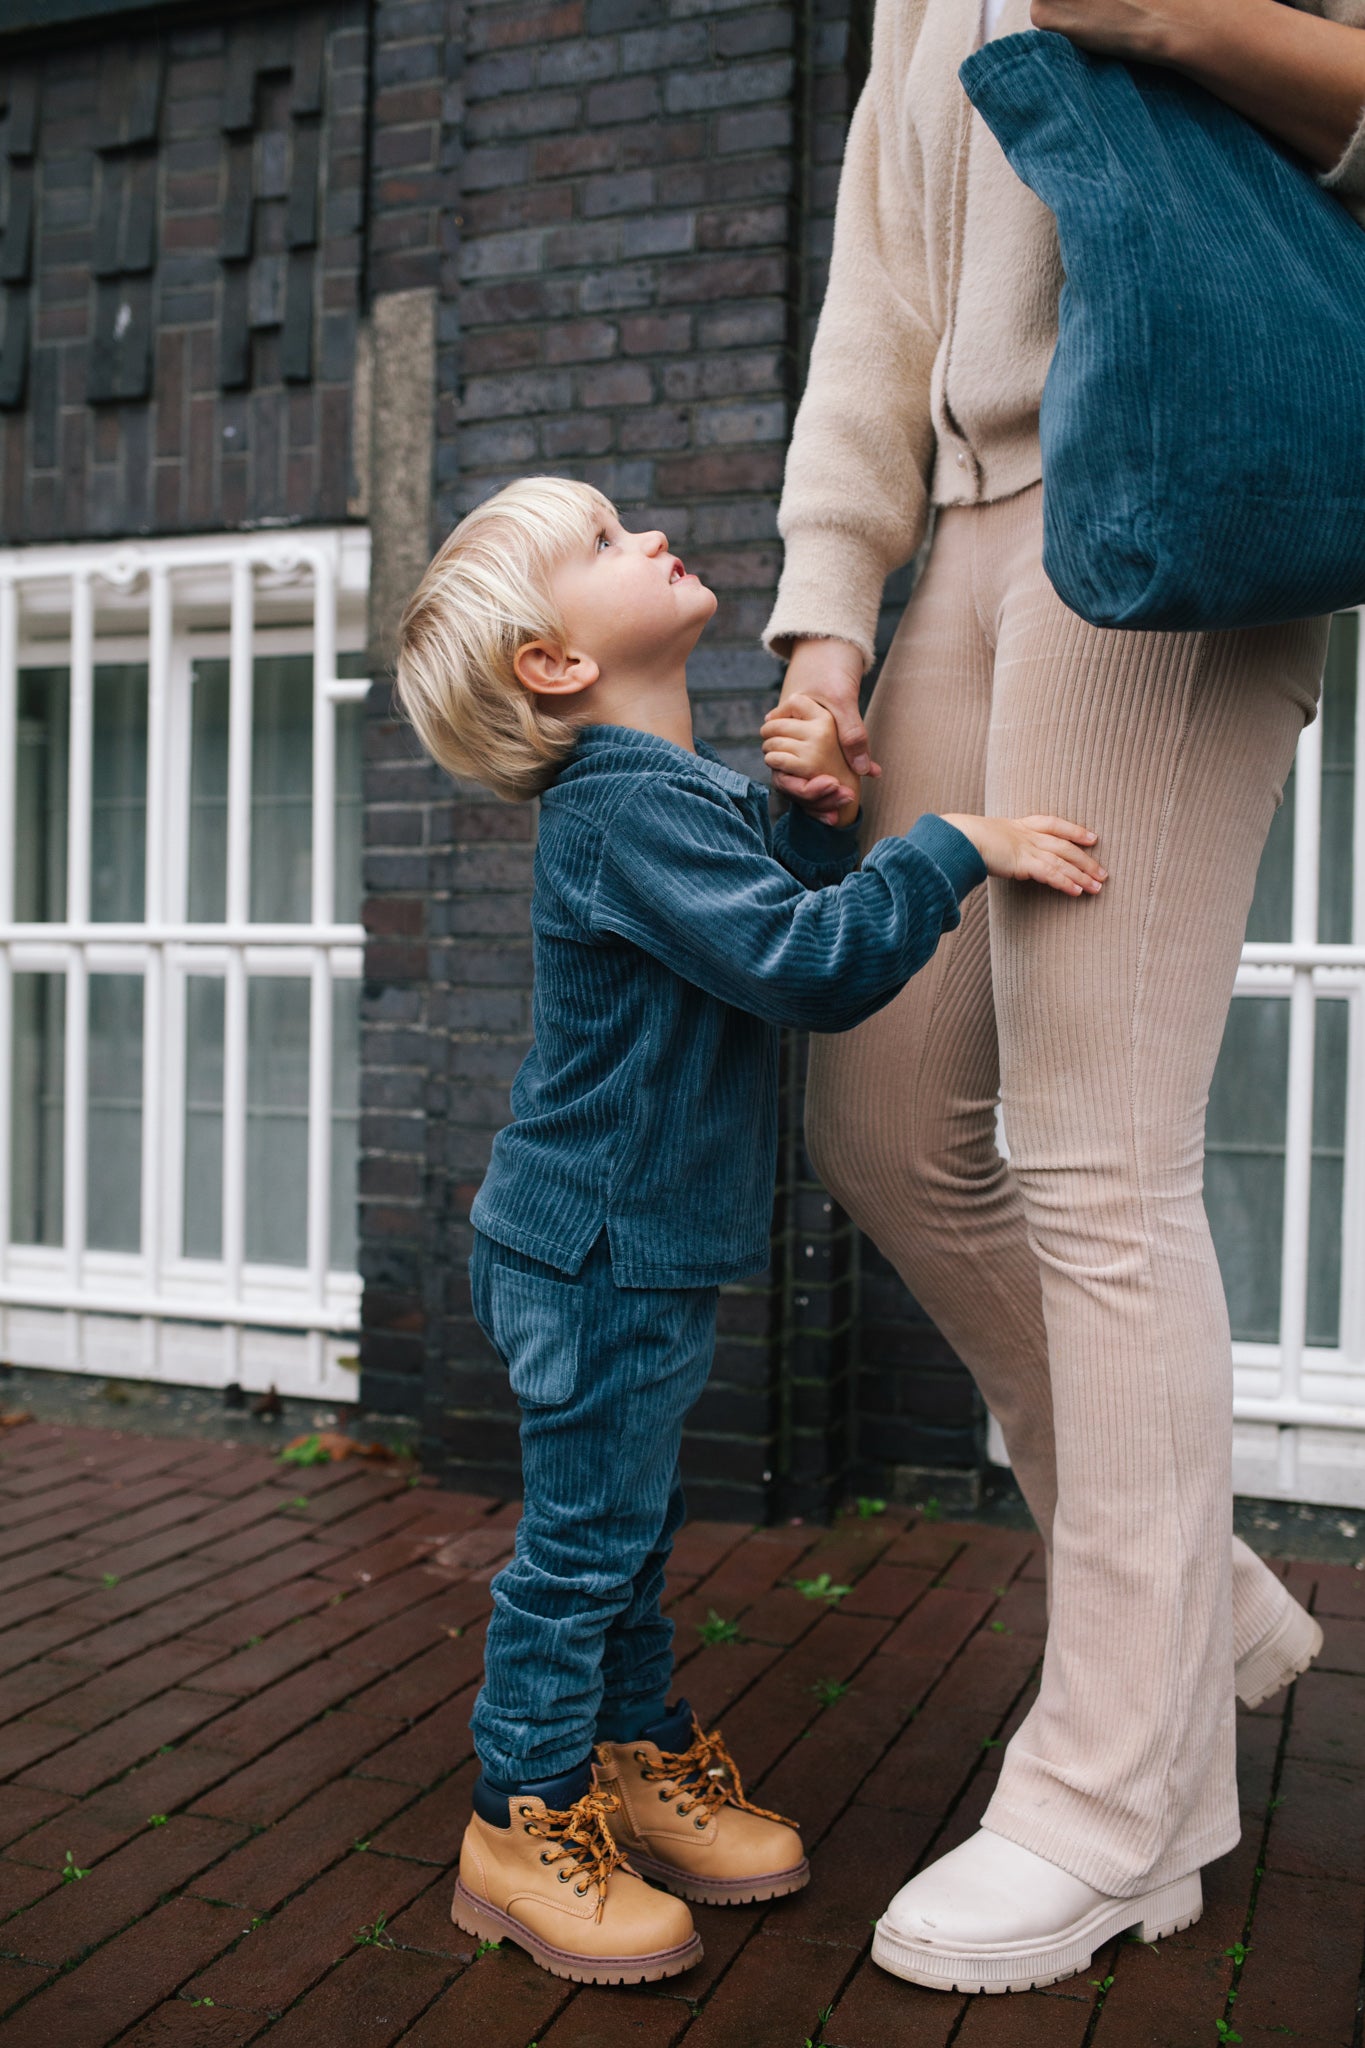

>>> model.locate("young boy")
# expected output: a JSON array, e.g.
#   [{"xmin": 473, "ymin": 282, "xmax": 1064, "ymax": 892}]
[{"xmin": 395, "ymin": 476, "xmax": 1105, "ymax": 1988}]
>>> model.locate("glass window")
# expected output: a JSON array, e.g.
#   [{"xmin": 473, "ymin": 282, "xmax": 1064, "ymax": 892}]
[
  {"xmin": 9, "ymin": 971, "xmax": 65, "ymax": 1245},
  {"xmin": 87, "ymin": 973, "xmax": 143, "ymax": 1252},
  {"xmin": 245, "ymin": 975, "xmax": 311, "ymax": 1267},
  {"xmin": 183, "ymin": 975, "xmax": 225, "ymax": 1259},
  {"xmin": 15, "ymin": 670, "xmax": 69, "ymax": 924},
  {"xmin": 92, "ymin": 666, "xmax": 148, "ymax": 924}
]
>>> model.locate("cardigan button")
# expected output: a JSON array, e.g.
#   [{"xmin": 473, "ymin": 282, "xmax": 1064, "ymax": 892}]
[{"xmin": 955, "ymin": 451, "xmax": 967, "ymax": 467}]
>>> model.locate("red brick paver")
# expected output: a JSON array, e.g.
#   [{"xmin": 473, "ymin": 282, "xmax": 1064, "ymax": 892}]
[{"xmin": 0, "ymin": 1421, "xmax": 1362, "ymax": 2047}]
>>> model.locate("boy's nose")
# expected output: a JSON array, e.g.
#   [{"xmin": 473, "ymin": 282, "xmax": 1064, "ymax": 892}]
[{"xmin": 641, "ymin": 530, "xmax": 669, "ymax": 555}]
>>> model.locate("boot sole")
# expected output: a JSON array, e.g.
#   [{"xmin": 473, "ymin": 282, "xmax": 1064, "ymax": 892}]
[
  {"xmin": 626, "ymin": 1849, "xmax": 811, "ymax": 1906},
  {"xmin": 1236, "ymin": 1608, "xmax": 1323, "ymax": 1709},
  {"xmin": 870, "ymin": 1870, "xmax": 1202, "ymax": 1995},
  {"xmin": 450, "ymin": 1879, "xmax": 703, "ymax": 1985}
]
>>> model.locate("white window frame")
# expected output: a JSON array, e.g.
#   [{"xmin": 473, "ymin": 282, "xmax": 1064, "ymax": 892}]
[
  {"xmin": 1226, "ymin": 606, "xmax": 1365, "ymax": 1506},
  {"xmin": 0, "ymin": 528, "xmax": 371, "ymax": 1400}
]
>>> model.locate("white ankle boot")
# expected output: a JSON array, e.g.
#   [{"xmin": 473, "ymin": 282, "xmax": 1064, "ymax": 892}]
[{"xmin": 872, "ymin": 1828, "xmax": 1202, "ymax": 1994}]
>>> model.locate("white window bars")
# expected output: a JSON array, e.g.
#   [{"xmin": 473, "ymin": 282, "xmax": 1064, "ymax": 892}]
[
  {"xmin": 0, "ymin": 528, "xmax": 371, "ymax": 1400},
  {"xmin": 1219, "ymin": 608, "xmax": 1365, "ymax": 1505}
]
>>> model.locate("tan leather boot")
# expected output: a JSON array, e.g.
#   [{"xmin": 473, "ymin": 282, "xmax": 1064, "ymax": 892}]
[
  {"xmin": 451, "ymin": 1785, "xmax": 702, "ymax": 1985},
  {"xmin": 594, "ymin": 1704, "xmax": 809, "ymax": 1906}
]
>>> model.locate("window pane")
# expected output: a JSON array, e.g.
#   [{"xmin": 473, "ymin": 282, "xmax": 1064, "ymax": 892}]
[
  {"xmin": 1318, "ymin": 614, "xmax": 1356, "ymax": 945},
  {"xmin": 1307, "ymin": 997, "xmax": 1349, "ymax": 1348},
  {"xmin": 1206, "ymin": 995, "xmax": 1288, "ymax": 1342},
  {"xmin": 246, "ymin": 977, "xmax": 309, "ymax": 1266},
  {"xmin": 183, "ymin": 976, "xmax": 225, "ymax": 1258},
  {"xmin": 188, "ymin": 659, "xmax": 229, "ymax": 922},
  {"xmin": 331, "ymin": 975, "xmax": 359, "ymax": 1271},
  {"xmin": 251, "ymin": 655, "xmax": 312, "ymax": 924},
  {"xmin": 92, "ymin": 665, "xmax": 148, "ymax": 923},
  {"xmin": 87, "ymin": 974, "xmax": 143, "ymax": 1252},
  {"xmin": 15, "ymin": 669, "xmax": 69, "ymax": 924},
  {"xmin": 1245, "ymin": 768, "xmax": 1295, "ymax": 944},
  {"xmin": 10, "ymin": 971, "xmax": 64, "ymax": 1244},
  {"xmin": 335, "ymin": 699, "xmax": 364, "ymax": 925}
]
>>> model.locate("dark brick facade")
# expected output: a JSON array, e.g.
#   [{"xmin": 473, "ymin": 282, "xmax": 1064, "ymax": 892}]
[{"xmin": 0, "ymin": 0, "xmax": 986, "ymax": 1523}]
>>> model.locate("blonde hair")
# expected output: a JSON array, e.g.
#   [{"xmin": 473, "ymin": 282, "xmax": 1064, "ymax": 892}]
[{"xmin": 395, "ymin": 475, "xmax": 615, "ymax": 803}]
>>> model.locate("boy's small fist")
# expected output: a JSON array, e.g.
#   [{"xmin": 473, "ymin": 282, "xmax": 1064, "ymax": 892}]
[{"xmin": 761, "ymin": 694, "xmax": 860, "ymax": 828}]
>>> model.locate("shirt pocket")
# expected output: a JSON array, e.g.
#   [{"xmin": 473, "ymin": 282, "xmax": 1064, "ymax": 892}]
[{"xmin": 489, "ymin": 1267, "xmax": 583, "ymax": 1409}]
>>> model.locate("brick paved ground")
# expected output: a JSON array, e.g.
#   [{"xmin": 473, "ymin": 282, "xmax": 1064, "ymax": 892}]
[{"xmin": 0, "ymin": 1422, "xmax": 1361, "ymax": 2048}]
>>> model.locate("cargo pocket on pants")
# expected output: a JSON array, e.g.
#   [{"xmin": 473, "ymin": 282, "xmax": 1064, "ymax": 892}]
[{"xmin": 489, "ymin": 1266, "xmax": 583, "ymax": 1409}]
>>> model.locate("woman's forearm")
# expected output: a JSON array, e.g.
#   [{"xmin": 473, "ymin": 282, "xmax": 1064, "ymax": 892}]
[{"xmin": 1033, "ymin": 1, "xmax": 1365, "ymax": 173}]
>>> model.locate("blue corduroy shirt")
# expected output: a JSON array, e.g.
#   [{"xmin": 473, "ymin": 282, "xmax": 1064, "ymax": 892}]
[{"xmin": 471, "ymin": 724, "xmax": 987, "ymax": 1288}]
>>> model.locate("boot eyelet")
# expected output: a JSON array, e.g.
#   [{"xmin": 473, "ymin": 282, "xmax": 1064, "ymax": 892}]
[
  {"xmin": 657, "ymin": 1789, "xmax": 670, "ymax": 1802},
  {"xmin": 574, "ymin": 1880, "xmax": 590, "ymax": 1896},
  {"xmin": 694, "ymin": 1816, "xmax": 707, "ymax": 1830},
  {"xmin": 557, "ymin": 1869, "xmax": 572, "ymax": 1883},
  {"xmin": 518, "ymin": 1804, "xmax": 532, "ymax": 1818},
  {"xmin": 676, "ymin": 1804, "xmax": 688, "ymax": 1817},
  {"xmin": 540, "ymin": 1851, "xmax": 553, "ymax": 1864}
]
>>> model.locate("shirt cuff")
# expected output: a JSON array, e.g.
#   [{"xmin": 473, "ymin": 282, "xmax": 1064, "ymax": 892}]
[
  {"xmin": 904, "ymin": 813, "xmax": 988, "ymax": 901},
  {"xmin": 773, "ymin": 804, "xmax": 863, "ymax": 887}
]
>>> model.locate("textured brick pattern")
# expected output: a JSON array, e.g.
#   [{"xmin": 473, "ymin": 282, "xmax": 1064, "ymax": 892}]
[
  {"xmin": 1, "ymin": 1422, "xmax": 1360, "ymax": 2046},
  {"xmin": 360, "ymin": 0, "xmax": 907, "ymax": 1521},
  {"xmin": 0, "ymin": 3, "xmax": 386, "ymax": 539}
]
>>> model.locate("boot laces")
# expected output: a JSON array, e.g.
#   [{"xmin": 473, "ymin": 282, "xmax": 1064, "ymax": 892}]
[
  {"xmin": 641, "ymin": 1718, "xmax": 794, "ymax": 1828},
  {"xmin": 523, "ymin": 1788, "xmax": 627, "ymax": 1920}
]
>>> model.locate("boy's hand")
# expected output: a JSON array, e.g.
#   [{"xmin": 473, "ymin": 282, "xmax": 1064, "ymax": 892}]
[
  {"xmin": 761, "ymin": 694, "xmax": 860, "ymax": 828},
  {"xmin": 942, "ymin": 813, "xmax": 1108, "ymax": 896}
]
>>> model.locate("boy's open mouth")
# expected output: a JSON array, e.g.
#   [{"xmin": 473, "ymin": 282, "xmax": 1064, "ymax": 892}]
[{"xmin": 669, "ymin": 557, "xmax": 691, "ymax": 584}]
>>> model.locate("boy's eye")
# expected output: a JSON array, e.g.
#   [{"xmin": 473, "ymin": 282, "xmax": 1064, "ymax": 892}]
[{"xmin": 595, "ymin": 532, "xmax": 610, "ymax": 552}]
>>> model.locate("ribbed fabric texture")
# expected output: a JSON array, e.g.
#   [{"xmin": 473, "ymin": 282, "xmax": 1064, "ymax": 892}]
[
  {"xmin": 806, "ymin": 485, "xmax": 1329, "ymax": 1895},
  {"xmin": 468, "ymin": 1232, "xmax": 717, "ymax": 1784},
  {"xmin": 961, "ymin": 32, "xmax": 1365, "ymax": 631},
  {"xmin": 472, "ymin": 725, "xmax": 984, "ymax": 1289}
]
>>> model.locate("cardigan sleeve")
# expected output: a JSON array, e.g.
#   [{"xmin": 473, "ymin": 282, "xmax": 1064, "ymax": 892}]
[{"xmin": 761, "ymin": 2, "xmax": 942, "ymax": 671}]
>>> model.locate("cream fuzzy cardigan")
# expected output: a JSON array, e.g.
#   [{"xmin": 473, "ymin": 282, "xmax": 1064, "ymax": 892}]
[{"xmin": 763, "ymin": 0, "xmax": 1365, "ymax": 667}]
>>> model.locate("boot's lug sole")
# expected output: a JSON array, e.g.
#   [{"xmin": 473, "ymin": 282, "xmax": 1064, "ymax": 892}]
[
  {"xmin": 870, "ymin": 1872, "xmax": 1203, "ymax": 1996},
  {"xmin": 1236, "ymin": 1610, "xmax": 1323, "ymax": 1709},
  {"xmin": 626, "ymin": 1848, "xmax": 811, "ymax": 1905},
  {"xmin": 450, "ymin": 1879, "xmax": 703, "ymax": 1985}
]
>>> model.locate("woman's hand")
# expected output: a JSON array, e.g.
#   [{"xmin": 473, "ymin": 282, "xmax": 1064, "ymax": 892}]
[
  {"xmin": 1031, "ymin": 0, "xmax": 1365, "ymax": 175},
  {"xmin": 1030, "ymin": 0, "xmax": 1222, "ymax": 64},
  {"xmin": 761, "ymin": 695, "xmax": 861, "ymax": 828},
  {"xmin": 770, "ymin": 638, "xmax": 879, "ymax": 823},
  {"xmin": 942, "ymin": 812, "xmax": 1108, "ymax": 896}
]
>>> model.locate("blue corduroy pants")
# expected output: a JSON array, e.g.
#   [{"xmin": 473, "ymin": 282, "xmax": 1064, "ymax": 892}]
[{"xmin": 468, "ymin": 1230, "xmax": 719, "ymax": 1785}]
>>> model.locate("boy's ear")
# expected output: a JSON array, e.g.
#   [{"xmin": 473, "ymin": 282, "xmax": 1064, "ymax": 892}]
[{"xmin": 513, "ymin": 639, "xmax": 600, "ymax": 700}]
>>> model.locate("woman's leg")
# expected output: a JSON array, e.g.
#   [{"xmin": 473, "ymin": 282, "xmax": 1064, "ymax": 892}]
[
  {"xmin": 809, "ymin": 496, "xmax": 1316, "ymax": 1688},
  {"xmin": 806, "ymin": 509, "xmax": 1062, "ymax": 1546},
  {"xmin": 978, "ymin": 490, "xmax": 1327, "ymax": 1891}
]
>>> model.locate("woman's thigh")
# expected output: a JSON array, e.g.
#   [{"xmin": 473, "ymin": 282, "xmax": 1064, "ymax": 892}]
[
  {"xmin": 985, "ymin": 543, "xmax": 1327, "ymax": 1213},
  {"xmin": 806, "ymin": 509, "xmax": 1001, "ymax": 1198}
]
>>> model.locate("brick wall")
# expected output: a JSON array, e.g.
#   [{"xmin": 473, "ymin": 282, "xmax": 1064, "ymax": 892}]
[{"xmin": 0, "ymin": 2, "xmax": 372, "ymax": 539}]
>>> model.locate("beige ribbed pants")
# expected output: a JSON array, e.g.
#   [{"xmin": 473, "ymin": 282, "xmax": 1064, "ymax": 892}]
[{"xmin": 808, "ymin": 485, "xmax": 1329, "ymax": 1895}]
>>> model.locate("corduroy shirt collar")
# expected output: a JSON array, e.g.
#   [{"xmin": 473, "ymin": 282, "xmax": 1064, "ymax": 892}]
[{"xmin": 551, "ymin": 722, "xmax": 756, "ymax": 803}]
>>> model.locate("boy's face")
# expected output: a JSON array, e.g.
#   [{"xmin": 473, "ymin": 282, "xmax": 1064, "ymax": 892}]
[{"xmin": 547, "ymin": 511, "xmax": 717, "ymax": 680}]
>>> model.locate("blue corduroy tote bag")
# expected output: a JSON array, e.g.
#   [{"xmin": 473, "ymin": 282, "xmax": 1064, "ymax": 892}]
[{"xmin": 959, "ymin": 31, "xmax": 1365, "ymax": 633}]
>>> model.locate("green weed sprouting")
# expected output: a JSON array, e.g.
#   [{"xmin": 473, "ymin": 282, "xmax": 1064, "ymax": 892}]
[
  {"xmin": 696, "ymin": 1608, "xmax": 741, "ymax": 1647},
  {"xmin": 279, "ymin": 1435, "xmax": 332, "ymax": 1467},
  {"xmin": 792, "ymin": 1572, "xmax": 852, "ymax": 1605}
]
